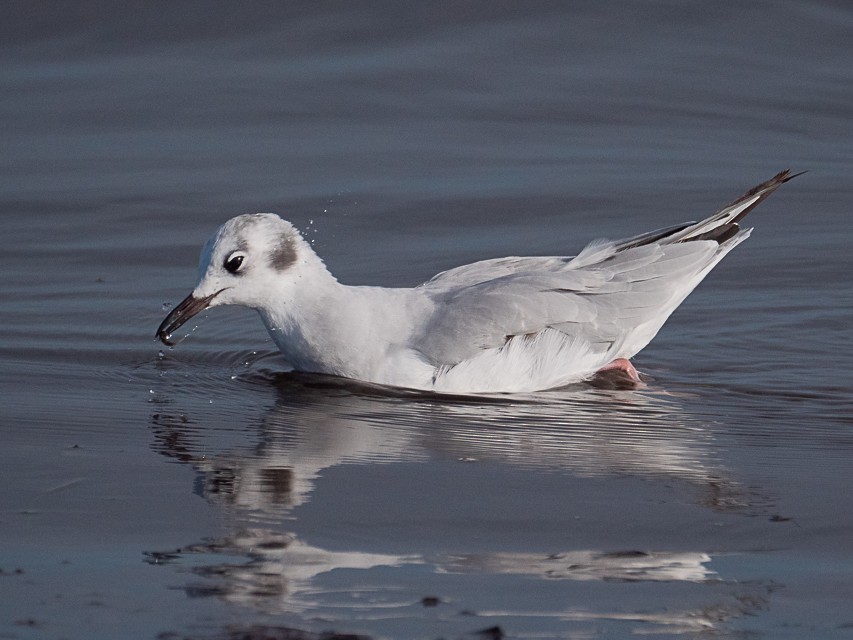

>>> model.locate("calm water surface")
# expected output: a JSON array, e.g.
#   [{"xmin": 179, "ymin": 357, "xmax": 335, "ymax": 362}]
[{"xmin": 2, "ymin": 3, "xmax": 853, "ymax": 639}]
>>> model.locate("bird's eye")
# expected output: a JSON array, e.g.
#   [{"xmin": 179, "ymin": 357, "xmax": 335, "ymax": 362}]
[{"xmin": 224, "ymin": 253, "xmax": 245, "ymax": 274}]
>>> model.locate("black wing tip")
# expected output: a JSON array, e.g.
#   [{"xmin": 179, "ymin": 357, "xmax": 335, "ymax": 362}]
[
  {"xmin": 615, "ymin": 169, "xmax": 803, "ymax": 251},
  {"xmin": 769, "ymin": 168, "xmax": 807, "ymax": 185},
  {"xmin": 726, "ymin": 168, "xmax": 803, "ymax": 225},
  {"xmin": 740, "ymin": 168, "xmax": 803, "ymax": 198},
  {"xmin": 780, "ymin": 168, "xmax": 808, "ymax": 182}
]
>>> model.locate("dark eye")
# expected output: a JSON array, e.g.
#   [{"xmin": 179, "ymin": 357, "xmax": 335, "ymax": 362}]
[{"xmin": 224, "ymin": 253, "xmax": 244, "ymax": 274}]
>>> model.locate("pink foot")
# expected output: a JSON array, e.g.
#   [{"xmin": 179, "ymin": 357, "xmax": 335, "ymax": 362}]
[{"xmin": 595, "ymin": 358, "xmax": 640, "ymax": 382}]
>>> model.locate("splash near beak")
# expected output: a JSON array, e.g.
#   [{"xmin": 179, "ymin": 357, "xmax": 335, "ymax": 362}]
[{"xmin": 156, "ymin": 289, "xmax": 224, "ymax": 346}]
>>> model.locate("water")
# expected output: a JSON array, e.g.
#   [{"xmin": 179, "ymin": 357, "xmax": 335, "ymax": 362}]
[{"xmin": 2, "ymin": 2, "xmax": 852, "ymax": 638}]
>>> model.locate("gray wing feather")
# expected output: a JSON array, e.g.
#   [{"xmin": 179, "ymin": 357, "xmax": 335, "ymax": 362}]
[
  {"xmin": 416, "ymin": 170, "xmax": 798, "ymax": 367},
  {"xmin": 424, "ymin": 255, "xmax": 571, "ymax": 289},
  {"xmin": 418, "ymin": 240, "xmax": 721, "ymax": 365}
]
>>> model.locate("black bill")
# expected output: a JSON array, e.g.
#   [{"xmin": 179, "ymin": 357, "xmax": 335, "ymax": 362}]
[{"xmin": 156, "ymin": 289, "xmax": 224, "ymax": 346}]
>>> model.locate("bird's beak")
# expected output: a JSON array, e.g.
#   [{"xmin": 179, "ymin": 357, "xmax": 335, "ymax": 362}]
[{"xmin": 156, "ymin": 289, "xmax": 224, "ymax": 346}]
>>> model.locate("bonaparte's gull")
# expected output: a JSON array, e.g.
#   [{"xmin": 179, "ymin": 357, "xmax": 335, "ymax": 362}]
[{"xmin": 157, "ymin": 171, "xmax": 797, "ymax": 393}]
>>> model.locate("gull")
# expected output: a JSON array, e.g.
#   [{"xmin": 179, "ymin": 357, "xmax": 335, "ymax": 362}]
[{"xmin": 157, "ymin": 171, "xmax": 798, "ymax": 394}]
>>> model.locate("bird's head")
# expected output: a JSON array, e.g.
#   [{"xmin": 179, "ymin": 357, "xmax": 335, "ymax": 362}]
[{"xmin": 156, "ymin": 213, "xmax": 308, "ymax": 346}]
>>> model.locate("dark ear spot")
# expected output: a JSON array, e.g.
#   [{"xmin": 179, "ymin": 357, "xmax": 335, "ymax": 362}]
[{"xmin": 269, "ymin": 232, "xmax": 297, "ymax": 271}]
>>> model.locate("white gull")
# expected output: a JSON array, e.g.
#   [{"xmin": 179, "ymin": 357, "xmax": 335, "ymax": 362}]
[{"xmin": 157, "ymin": 171, "xmax": 797, "ymax": 394}]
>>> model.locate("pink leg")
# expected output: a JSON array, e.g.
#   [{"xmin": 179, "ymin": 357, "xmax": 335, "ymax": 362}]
[{"xmin": 595, "ymin": 358, "xmax": 640, "ymax": 382}]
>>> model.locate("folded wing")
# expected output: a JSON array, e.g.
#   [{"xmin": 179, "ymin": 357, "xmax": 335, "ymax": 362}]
[{"xmin": 417, "ymin": 170, "xmax": 797, "ymax": 370}]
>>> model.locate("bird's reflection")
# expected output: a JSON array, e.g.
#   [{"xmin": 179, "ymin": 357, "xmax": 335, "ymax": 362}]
[
  {"xmin": 148, "ymin": 368, "xmax": 765, "ymax": 628},
  {"xmin": 153, "ymin": 371, "xmax": 741, "ymax": 515}
]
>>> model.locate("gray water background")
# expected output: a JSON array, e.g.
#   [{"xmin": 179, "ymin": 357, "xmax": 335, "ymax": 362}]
[{"xmin": 2, "ymin": 2, "xmax": 853, "ymax": 638}]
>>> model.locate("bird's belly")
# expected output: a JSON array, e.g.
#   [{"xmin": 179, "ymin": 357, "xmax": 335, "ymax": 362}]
[{"xmin": 430, "ymin": 328, "xmax": 612, "ymax": 394}]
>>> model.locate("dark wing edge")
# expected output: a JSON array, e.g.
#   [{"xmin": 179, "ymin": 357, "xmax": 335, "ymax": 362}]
[{"xmin": 615, "ymin": 169, "xmax": 803, "ymax": 252}]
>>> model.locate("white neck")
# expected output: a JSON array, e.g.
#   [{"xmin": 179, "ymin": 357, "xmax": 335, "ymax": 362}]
[{"xmin": 256, "ymin": 246, "xmax": 432, "ymax": 386}]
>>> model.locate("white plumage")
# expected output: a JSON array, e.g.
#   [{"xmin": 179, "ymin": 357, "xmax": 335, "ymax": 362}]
[{"xmin": 157, "ymin": 171, "xmax": 797, "ymax": 393}]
